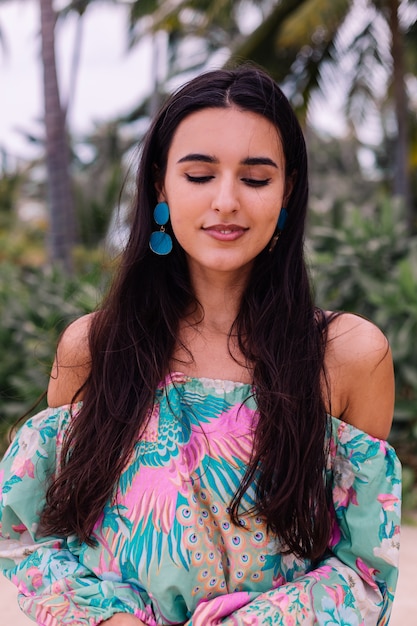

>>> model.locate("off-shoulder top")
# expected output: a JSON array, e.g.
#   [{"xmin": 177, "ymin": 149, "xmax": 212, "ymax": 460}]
[{"xmin": 0, "ymin": 373, "xmax": 401, "ymax": 625}]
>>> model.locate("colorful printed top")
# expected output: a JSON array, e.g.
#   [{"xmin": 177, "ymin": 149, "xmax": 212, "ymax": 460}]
[{"xmin": 0, "ymin": 373, "xmax": 401, "ymax": 626}]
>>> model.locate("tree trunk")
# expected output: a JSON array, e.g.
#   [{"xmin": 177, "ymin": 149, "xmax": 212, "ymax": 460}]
[
  {"xmin": 388, "ymin": 0, "xmax": 412, "ymax": 228},
  {"xmin": 39, "ymin": 0, "xmax": 76, "ymax": 272}
]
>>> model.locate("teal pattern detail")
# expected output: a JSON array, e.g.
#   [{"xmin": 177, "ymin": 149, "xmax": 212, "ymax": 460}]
[{"xmin": 0, "ymin": 373, "xmax": 401, "ymax": 625}]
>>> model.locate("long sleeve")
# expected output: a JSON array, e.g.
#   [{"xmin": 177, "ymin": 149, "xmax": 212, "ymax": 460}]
[
  {"xmin": 0, "ymin": 406, "xmax": 156, "ymax": 626},
  {"xmin": 185, "ymin": 418, "xmax": 401, "ymax": 626},
  {"xmin": 2, "ymin": 384, "xmax": 401, "ymax": 625}
]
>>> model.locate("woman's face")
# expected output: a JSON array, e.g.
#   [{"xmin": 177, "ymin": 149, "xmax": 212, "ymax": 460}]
[{"xmin": 157, "ymin": 106, "xmax": 289, "ymax": 282}]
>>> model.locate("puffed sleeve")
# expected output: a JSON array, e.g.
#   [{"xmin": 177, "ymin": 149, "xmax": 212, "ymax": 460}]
[
  {"xmin": 185, "ymin": 418, "xmax": 401, "ymax": 626},
  {"xmin": 0, "ymin": 405, "xmax": 157, "ymax": 626}
]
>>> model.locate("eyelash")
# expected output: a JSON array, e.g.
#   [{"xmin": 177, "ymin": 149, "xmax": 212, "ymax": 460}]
[
  {"xmin": 242, "ymin": 178, "xmax": 271, "ymax": 187},
  {"xmin": 185, "ymin": 175, "xmax": 214, "ymax": 184},
  {"xmin": 185, "ymin": 174, "xmax": 271, "ymax": 187}
]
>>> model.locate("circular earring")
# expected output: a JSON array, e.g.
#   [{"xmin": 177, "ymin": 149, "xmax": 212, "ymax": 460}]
[{"xmin": 149, "ymin": 202, "xmax": 173, "ymax": 255}]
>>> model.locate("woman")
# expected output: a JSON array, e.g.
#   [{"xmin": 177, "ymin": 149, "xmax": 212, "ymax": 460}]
[{"xmin": 0, "ymin": 66, "xmax": 400, "ymax": 626}]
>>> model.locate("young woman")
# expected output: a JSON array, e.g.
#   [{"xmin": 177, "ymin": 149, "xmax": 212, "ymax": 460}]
[{"xmin": 0, "ymin": 66, "xmax": 400, "ymax": 626}]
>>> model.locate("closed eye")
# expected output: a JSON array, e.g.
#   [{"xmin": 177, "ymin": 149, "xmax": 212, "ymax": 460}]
[
  {"xmin": 242, "ymin": 178, "xmax": 271, "ymax": 187},
  {"xmin": 185, "ymin": 174, "xmax": 214, "ymax": 184}
]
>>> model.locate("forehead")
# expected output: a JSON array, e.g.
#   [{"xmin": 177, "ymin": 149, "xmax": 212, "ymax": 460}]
[{"xmin": 167, "ymin": 106, "xmax": 284, "ymax": 160}]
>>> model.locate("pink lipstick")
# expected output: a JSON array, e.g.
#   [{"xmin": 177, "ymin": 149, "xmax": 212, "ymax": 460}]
[{"xmin": 202, "ymin": 224, "xmax": 248, "ymax": 242}]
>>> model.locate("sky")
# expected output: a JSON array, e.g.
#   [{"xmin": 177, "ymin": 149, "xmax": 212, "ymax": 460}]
[
  {"xmin": 0, "ymin": 0, "xmax": 350, "ymax": 167},
  {"xmin": 0, "ymin": 1, "xmax": 155, "ymax": 162}
]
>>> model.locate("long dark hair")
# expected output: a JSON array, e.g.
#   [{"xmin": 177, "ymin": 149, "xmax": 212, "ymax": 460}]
[{"xmin": 40, "ymin": 66, "xmax": 331, "ymax": 560}]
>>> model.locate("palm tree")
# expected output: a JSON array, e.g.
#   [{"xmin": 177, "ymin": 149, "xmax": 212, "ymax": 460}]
[
  {"xmin": 114, "ymin": 0, "xmax": 277, "ymax": 147},
  {"xmin": 73, "ymin": 120, "xmax": 137, "ymax": 248},
  {"xmin": 126, "ymin": 0, "xmax": 416, "ymax": 225},
  {"xmin": 39, "ymin": 0, "xmax": 76, "ymax": 272},
  {"xmin": 125, "ymin": 0, "xmax": 270, "ymax": 111},
  {"xmin": 231, "ymin": 0, "xmax": 416, "ymax": 225}
]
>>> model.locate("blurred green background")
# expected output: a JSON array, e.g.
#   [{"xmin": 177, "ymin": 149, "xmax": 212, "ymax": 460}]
[{"xmin": 1, "ymin": 0, "xmax": 417, "ymax": 515}]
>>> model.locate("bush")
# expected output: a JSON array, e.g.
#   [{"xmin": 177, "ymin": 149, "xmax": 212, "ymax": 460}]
[
  {"xmin": 0, "ymin": 260, "xmax": 110, "ymax": 454},
  {"xmin": 309, "ymin": 198, "xmax": 417, "ymax": 503}
]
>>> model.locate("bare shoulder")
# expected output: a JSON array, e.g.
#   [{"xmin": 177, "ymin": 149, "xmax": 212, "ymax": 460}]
[
  {"xmin": 326, "ymin": 312, "xmax": 390, "ymax": 359},
  {"xmin": 47, "ymin": 313, "xmax": 95, "ymax": 407},
  {"xmin": 324, "ymin": 311, "xmax": 394, "ymax": 439}
]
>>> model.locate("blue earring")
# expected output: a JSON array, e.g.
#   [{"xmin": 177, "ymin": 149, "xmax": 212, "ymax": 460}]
[
  {"xmin": 277, "ymin": 207, "xmax": 288, "ymax": 231},
  {"xmin": 269, "ymin": 207, "xmax": 288, "ymax": 253},
  {"xmin": 149, "ymin": 202, "xmax": 173, "ymax": 255}
]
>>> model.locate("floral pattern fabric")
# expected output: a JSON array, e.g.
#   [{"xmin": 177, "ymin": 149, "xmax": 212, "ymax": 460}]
[{"xmin": 0, "ymin": 373, "xmax": 401, "ymax": 625}]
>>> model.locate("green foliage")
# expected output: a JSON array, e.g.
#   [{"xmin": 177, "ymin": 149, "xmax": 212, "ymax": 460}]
[
  {"xmin": 74, "ymin": 178, "xmax": 119, "ymax": 248},
  {"xmin": 0, "ymin": 258, "xmax": 110, "ymax": 455},
  {"xmin": 129, "ymin": 0, "xmax": 159, "ymax": 23},
  {"xmin": 402, "ymin": 465, "xmax": 417, "ymax": 514},
  {"xmin": 73, "ymin": 122, "xmax": 134, "ymax": 248},
  {"xmin": 0, "ymin": 158, "xmax": 24, "ymax": 229},
  {"xmin": 309, "ymin": 197, "xmax": 417, "ymax": 500},
  {"xmin": 310, "ymin": 197, "xmax": 409, "ymax": 315}
]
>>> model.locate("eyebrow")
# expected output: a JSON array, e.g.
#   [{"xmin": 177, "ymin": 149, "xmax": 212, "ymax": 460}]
[{"xmin": 177, "ymin": 153, "xmax": 278, "ymax": 168}]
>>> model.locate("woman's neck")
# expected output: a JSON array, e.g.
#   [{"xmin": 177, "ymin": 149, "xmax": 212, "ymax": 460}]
[
  {"xmin": 187, "ymin": 266, "xmax": 249, "ymax": 334},
  {"xmin": 171, "ymin": 267, "xmax": 252, "ymax": 382}
]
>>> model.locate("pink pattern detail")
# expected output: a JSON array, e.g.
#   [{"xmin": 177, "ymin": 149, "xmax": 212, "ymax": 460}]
[
  {"xmin": 27, "ymin": 565, "xmax": 44, "ymax": 589},
  {"xmin": 11, "ymin": 523, "xmax": 28, "ymax": 534},
  {"xmin": 323, "ymin": 583, "xmax": 345, "ymax": 607},
  {"xmin": 356, "ymin": 558, "xmax": 380, "ymax": 589},
  {"xmin": 11, "ymin": 457, "xmax": 35, "ymax": 479},
  {"xmin": 377, "ymin": 493, "xmax": 400, "ymax": 511},
  {"xmin": 191, "ymin": 591, "xmax": 252, "ymax": 625},
  {"xmin": 134, "ymin": 606, "xmax": 158, "ymax": 626}
]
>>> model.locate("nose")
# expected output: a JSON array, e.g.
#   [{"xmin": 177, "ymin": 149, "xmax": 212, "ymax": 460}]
[{"xmin": 211, "ymin": 175, "xmax": 239, "ymax": 214}]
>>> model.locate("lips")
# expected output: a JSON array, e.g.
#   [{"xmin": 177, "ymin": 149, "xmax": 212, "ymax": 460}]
[
  {"xmin": 203, "ymin": 224, "xmax": 248, "ymax": 233},
  {"xmin": 202, "ymin": 224, "xmax": 248, "ymax": 241}
]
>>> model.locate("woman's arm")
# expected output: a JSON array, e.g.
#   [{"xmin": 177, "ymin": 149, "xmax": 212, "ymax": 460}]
[
  {"xmin": 324, "ymin": 312, "xmax": 395, "ymax": 438},
  {"xmin": 0, "ymin": 406, "xmax": 157, "ymax": 626}
]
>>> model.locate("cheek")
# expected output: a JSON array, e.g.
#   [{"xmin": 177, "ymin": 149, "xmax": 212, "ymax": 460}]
[
  {"xmin": 253, "ymin": 211, "xmax": 281, "ymax": 246},
  {"xmin": 168, "ymin": 209, "xmax": 194, "ymax": 247},
  {"xmin": 168, "ymin": 191, "xmax": 202, "ymax": 228},
  {"xmin": 258, "ymin": 225, "xmax": 277, "ymax": 247},
  {"xmin": 169, "ymin": 208, "xmax": 188, "ymax": 230},
  {"xmin": 263, "ymin": 208, "xmax": 281, "ymax": 232}
]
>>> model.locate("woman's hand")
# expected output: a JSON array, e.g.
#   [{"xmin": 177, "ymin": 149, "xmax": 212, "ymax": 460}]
[{"xmin": 102, "ymin": 615, "xmax": 147, "ymax": 625}]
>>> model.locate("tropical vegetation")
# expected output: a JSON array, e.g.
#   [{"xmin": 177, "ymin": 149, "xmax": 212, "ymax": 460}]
[{"xmin": 0, "ymin": 0, "xmax": 417, "ymax": 510}]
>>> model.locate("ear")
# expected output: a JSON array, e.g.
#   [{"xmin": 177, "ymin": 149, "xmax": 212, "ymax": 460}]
[
  {"xmin": 283, "ymin": 170, "xmax": 296, "ymax": 206},
  {"xmin": 155, "ymin": 182, "xmax": 166, "ymax": 203},
  {"xmin": 153, "ymin": 165, "xmax": 166, "ymax": 203}
]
